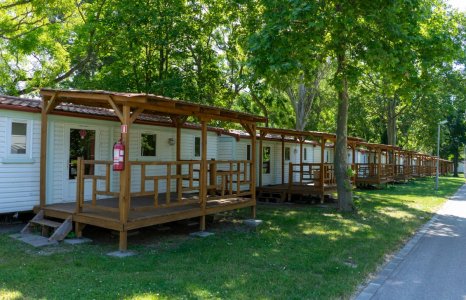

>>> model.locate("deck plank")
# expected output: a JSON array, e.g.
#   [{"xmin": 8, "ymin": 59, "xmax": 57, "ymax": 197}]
[{"xmin": 40, "ymin": 193, "xmax": 254, "ymax": 232}]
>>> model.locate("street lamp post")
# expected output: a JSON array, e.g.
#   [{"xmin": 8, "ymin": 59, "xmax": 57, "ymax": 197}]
[{"xmin": 435, "ymin": 120, "xmax": 448, "ymax": 191}]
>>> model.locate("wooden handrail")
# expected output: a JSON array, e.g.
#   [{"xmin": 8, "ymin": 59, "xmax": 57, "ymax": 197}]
[
  {"xmin": 76, "ymin": 159, "xmax": 118, "ymax": 213},
  {"xmin": 131, "ymin": 159, "xmax": 252, "ymax": 210},
  {"xmin": 288, "ymin": 163, "xmax": 336, "ymax": 186}
]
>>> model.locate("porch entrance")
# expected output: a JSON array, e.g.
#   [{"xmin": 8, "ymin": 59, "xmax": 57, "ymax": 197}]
[{"xmin": 65, "ymin": 128, "xmax": 97, "ymax": 202}]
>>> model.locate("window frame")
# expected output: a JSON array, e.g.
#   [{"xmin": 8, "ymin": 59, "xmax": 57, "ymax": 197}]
[
  {"xmin": 4, "ymin": 118, "xmax": 33, "ymax": 162},
  {"xmin": 140, "ymin": 132, "xmax": 157, "ymax": 157},
  {"xmin": 194, "ymin": 136, "xmax": 201, "ymax": 157},
  {"xmin": 262, "ymin": 146, "xmax": 271, "ymax": 174},
  {"xmin": 284, "ymin": 147, "xmax": 290, "ymax": 161}
]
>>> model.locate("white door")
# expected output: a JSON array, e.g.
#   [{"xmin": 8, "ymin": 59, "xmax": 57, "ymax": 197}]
[{"xmin": 64, "ymin": 127, "xmax": 99, "ymax": 202}]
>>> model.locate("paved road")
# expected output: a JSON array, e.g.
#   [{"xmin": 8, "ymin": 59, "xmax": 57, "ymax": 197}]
[{"xmin": 357, "ymin": 184, "xmax": 466, "ymax": 300}]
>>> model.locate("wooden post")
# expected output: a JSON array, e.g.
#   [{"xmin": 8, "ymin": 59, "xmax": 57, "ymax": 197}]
[
  {"xmin": 118, "ymin": 105, "xmax": 131, "ymax": 251},
  {"xmin": 299, "ymin": 138, "xmax": 304, "ymax": 184},
  {"xmin": 209, "ymin": 159, "xmax": 216, "ymax": 195},
  {"xmin": 39, "ymin": 97, "xmax": 49, "ymax": 208},
  {"xmin": 408, "ymin": 153, "xmax": 411, "ymax": 176},
  {"xmin": 250, "ymin": 124, "xmax": 257, "ymax": 218},
  {"xmin": 281, "ymin": 136, "xmax": 285, "ymax": 185},
  {"xmin": 351, "ymin": 143, "xmax": 356, "ymax": 184},
  {"xmin": 75, "ymin": 157, "xmax": 82, "ymax": 214},
  {"xmin": 199, "ymin": 119, "xmax": 208, "ymax": 231},
  {"xmin": 320, "ymin": 137, "xmax": 325, "ymax": 203},
  {"xmin": 377, "ymin": 147, "xmax": 382, "ymax": 182},
  {"xmin": 259, "ymin": 135, "xmax": 263, "ymax": 188},
  {"xmin": 176, "ymin": 119, "xmax": 182, "ymax": 196}
]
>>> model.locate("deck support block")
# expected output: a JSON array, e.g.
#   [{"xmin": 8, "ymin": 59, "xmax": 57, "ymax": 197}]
[
  {"xmin": 119, "ymin": 230, "xmax": 128, "ymax": 251},
  {"xmin": 199, "ymin": 215, "xmax": 206, "ymax": 231},
  {"xmin": 75, "ymin": 222, "xmax": 85, "ymax": 238}
]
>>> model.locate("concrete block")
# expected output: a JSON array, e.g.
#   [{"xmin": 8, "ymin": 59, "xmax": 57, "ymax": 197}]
[
  {"xmin": 64, "ymin": 237, "xmax": 92, "ymax": 245},
  {"xmin": 243, "ymin": 219, "xmax": 263, "ymax": 228},
  {"xmin": 190, "ymin": 231, "xmax": 214, "ymax": 238},
  {"xmin": 107, "ymin": 250, "xmax": 137, "ymax": 258},
  {"xmin": 10, "ymin": 233, "xmax": 58, "ymax": 247}
]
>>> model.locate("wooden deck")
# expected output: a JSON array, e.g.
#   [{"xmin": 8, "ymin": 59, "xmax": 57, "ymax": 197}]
[
  {"xmin": 257, "ymin": 183, "xmax": 337, "ymax": 203},
  {"xmin": 354, "ymin": 163, "xmax": 394, "ymax": 186},
  {"xmin": 37, "ymin": 194, "xmax": 254, "ymax": 232}
]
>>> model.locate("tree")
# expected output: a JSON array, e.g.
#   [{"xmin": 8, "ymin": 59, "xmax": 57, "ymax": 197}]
[
  {"xmin": 0, "ymin": 0, "xmax": 114, "ymax": 96},
  {"xmin": 250, "ymin": 0, "xmax": 463, "ymax": 211},
  {"xmin": 443, "ymin": 108, "xmax": 466, "ymax": 176}
]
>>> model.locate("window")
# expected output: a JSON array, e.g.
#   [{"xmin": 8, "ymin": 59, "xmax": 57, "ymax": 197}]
[
  {"xmin": 10, "ymin": 122, "xmax": 27, "ymax": 154},
  {"xmin": 194, "ymin": 136, "xmax": 201, "ymax": 157},
  {"xmin": 262, "ymin": 146, "xmax": 271, "ymax": 174},
  {"xmin": 141, "ymin": 133, "xmax": 157, "ymax": 156},
  {"xmin": 284, "ymin": 147, "xmax": 290, "ymax": 161},
  {"xmin": 247, "ymin": 144, "xmax": 251, "ymax": 161},
  {"xmin": 325, "ymin": 150, "xmax": 329, "ymax": 163},
  {"xmin": 304, "ymin": 148, "xmax": 307, "ymax": 160},
  {"xmin": 5, "ymin": 119, "xmax": 32, "ymax": 161},
  {"xmin": 69, "ymin": 129, "xmax": 95, "ymax": 179}
]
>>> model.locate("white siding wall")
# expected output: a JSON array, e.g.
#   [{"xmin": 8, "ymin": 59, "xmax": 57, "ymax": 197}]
[
  {"xmin": 218, "ymin": 137, "xmax": 235, "ymax": 160},
  {"xmin": 0, "ymin": 111, "xmax": 41, "ymax": 213},
  {"xmin": 111, "ymin": 125, "xmax": 219, "ymax": 194}
]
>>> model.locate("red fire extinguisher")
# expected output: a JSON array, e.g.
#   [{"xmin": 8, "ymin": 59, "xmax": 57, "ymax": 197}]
[{"xmin": 113, "ymin": 139, "xmax": 125, "ymax": 171}]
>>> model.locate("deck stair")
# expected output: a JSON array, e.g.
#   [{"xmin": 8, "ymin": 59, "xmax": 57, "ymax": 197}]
[{"xmin": 20, "ymin": 210, "xmax": 73, "ymax": 242}]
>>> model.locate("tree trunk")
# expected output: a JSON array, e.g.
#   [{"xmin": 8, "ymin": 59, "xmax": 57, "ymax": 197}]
[
  {"xmin": 387, "ymin": 97, "xmax": 397, "ymax": 146},
  {"xmin": 251, "ymin": 93, "xmax": 269, "ymax": 127},
  {"xmin": 335, "ymin": 52, "xmax": 353, "ymax": 212}
]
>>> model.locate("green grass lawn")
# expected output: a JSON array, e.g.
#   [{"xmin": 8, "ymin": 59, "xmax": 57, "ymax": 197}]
[{"xmin": 0, "ymin": 177, "xmax": 464, "ymax": 300}]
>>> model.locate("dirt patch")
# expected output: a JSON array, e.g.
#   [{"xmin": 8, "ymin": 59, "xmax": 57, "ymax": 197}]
[{"xmin": 0, "ymin": 223, "xmax": 26, "ymax": 234}]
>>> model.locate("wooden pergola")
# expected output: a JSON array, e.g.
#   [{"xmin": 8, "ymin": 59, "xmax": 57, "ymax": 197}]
[
  {"xmin": 39, "ymin": 89, "xmax": 266, "ymax": 250},
  {"xmin": 256, "ymin": 127, "xmax": 363, "ymax": 203},
  {"xmin": 353, "ymin": 142, "xmax": 398, "ymax": 186}
]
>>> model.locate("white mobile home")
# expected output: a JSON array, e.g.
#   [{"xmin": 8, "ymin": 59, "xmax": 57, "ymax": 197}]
[{"xmin": 0, "ymin": 95, "xmax": 245, "ymax": 213}]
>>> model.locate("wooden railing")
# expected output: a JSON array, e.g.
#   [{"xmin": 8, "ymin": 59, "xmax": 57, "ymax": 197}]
[
  {"xmin": 381, "ymin": 164, "xmax": 394, "ymax": 179},
  {"xmin": 354, "ymin": 163, "xmax": 394, "ymax": 181},
  {"xmin": 129, "ymin": 160, "xmax": 202, "ymax": 211},
  {"xmin": 76, "ymin": 159, "xmax": 254, "ymax": 214},
  {"xmin": 411, "ymin": 165, "xmax": 420, "ymax": 176},
  {"xmin": 206, "ymin": 160, "xmax": 253, "ymax": 199},
  {"xmin": 395, "ymin": 164, "xmax": 412, "ymax": 178},
  {"xmin": 288, "ymin": 163, "xmax": 336, "ymax": 187},
  {"xmin": 395, "ymin": 164, "xmax": 405, "ymax": 177},
  {"xmin": 354, "ymin": 163, "xmax": 377, "ymax": 179},
  {"xmin": 76, "ymin": 158, "xmax": 119, "ymax": 213}
]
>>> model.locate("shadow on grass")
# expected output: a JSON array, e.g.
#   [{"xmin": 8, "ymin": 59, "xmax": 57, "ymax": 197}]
[{"xmin": 0, "ymin": 177, "xmax": 463, "ymax": 299}]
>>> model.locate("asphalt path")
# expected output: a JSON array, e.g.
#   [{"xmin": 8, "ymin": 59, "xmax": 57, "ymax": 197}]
[{"xmin": 357, "ymin": 184, "xmax": 466, "ymax": 300}]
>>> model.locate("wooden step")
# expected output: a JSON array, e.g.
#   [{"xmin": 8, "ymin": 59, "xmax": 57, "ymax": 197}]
[
  {"xmin": 20, "ymin": 211, "xmax": 73, "ymax": 242},
  {"xmin": 30, "ymin": 218, "xmax": 62, "ymax": 228}
]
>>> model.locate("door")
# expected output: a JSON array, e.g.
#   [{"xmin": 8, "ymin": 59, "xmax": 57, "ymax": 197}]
[
  {"xmin": 261, "ymin": 144, "xmax": 273, "ymax": 186},
  {"xmin": 65, "ymin": 127, "xmax": 98, "ymax": 202}
]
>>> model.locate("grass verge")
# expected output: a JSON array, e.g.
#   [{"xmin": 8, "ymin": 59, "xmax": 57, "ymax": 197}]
[{"xmin": 0, "ymin": 176, "xmax": 463, "ymax": 299}]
